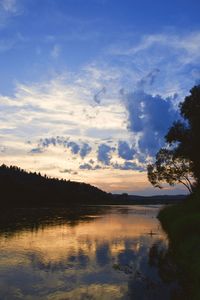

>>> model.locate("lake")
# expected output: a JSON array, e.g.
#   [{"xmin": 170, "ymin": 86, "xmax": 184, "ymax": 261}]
[{"xmin": 0, "ymin": 205, "xmax": 181, "ymax": 300}]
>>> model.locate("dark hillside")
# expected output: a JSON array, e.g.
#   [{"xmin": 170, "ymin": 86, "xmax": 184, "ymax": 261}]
[{"xmin": 0, "ymin": 164, "xmax": 111, "ymax": 207}]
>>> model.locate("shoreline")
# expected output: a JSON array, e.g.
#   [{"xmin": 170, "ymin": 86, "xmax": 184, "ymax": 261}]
[{"xmin": 158, "ymin": 191, "xmax": 200, "ymax": 299}]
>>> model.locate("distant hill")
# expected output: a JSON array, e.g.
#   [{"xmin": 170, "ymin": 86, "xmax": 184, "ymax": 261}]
[
  {"xmin": 0, "ymin": 164, "xmax": 111, "ymax": 207},
  {"xmin": 0, "ymin": 164, "xmax": 186, "ymax": 207},
  {"xmin": 112, "ymin": 193, "xmax": 186, "ymax": 205}
]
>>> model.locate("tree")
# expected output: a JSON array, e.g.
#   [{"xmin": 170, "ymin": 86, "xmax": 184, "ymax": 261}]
[
  {"xmin": 147, "ymin": 148, "xmax": 194, "ymax": 193},
  {"xmin": 166, "ymin": 85, "xmax": 200, "ymax": 185},
  {"xmin": 148, "ymin": 84, "xmax": 200, "ymax": 192}
]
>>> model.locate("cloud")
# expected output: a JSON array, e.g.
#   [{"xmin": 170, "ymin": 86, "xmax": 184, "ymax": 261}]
[
  {"xmin": 67, "ymin": 141, "xmax": 80, "ymax": 155},
  {"xmin": 59, "ymin": 169, "xmax": 78, "ymax": 175},
  {"xmin": 27, "ymin": 136, "xmax": 148, "ymax": 173},
  {"xmin": 38, "ymin": 137, "xmax": 71, "ymax": 149},
  {"xmin": 39, "ymin": 137, "xmax": 59, "ymax": 147},
  {"xmin": 137, "ymin": 69, "xmax": 160, "ymax": 90},
  {"xmin": 124, "ymin": 89, "xmax": 179, "ymax": 156},
  {"xmin": 97, "ymin": 143, "xmax": 115, "ymax": 165},
  {"xmin": 118, "ymin": 141, "xmax": 135, "ymax": 160},
  {"xmin": 30, "ymin": 147, "xmax": 44, "ymax": 154},
  {"xmin": 37, "ymin": 137, "xmax": 92, "ymax": 158},
  {"xmin": 112, "ymin": 32, "xmax": 200, "ymax": 62},
  {"xmin": 112, "ymin": 161, "xmax": 145, "ymax": 171},
  {"xmin": 93, "ymin": 87, "xmax": 106, "ymax": 105},
  {"xmin": 0, "ymin": 74, "xmax": 125, "ymax": 144},
  {"xmin": 79, "ymin": 163, "xmax": 101, "ymax": 170},
  {"xmin": 0, "ymin": 146, "xmax": 6, "ymax": 153},
  {"xmin": 109, "ymin": 31, "xmax": 200, "ymax": 99},
  {"xmin": 80, "ymin": 143, "xmax": 92, "ymax": 158},
  {"xmin": 1, "ymin": 29, "xmax": 200, "ymax": 195}
]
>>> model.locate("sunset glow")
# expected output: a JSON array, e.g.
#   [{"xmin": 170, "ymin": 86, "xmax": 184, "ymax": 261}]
[{"xmin": 1, "ymin": 0, "xmax": 199, "ymax": 194}]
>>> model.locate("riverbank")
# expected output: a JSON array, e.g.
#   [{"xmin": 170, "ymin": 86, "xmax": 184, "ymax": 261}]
[{"xmin": 158, "ymin": 191, "xmax": 200, "ymax": 299}]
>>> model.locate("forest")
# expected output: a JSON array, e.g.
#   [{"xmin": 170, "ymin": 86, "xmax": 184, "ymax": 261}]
[{"xmin": 0, "ymin": 164, "xmax": 111, "ymax": 207}]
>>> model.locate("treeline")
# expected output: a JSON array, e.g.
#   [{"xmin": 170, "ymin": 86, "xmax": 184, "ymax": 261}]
[
  {"xmin": 112, "ymin": 193, "xmax": 185, "ymax": 205},
  {"xmin": 0, "ymin": 164, "xmax": 111, "ymax": 207}
]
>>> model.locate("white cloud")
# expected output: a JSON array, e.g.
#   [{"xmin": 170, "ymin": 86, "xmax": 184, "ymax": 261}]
[
  {"xmin": 108, "ymin": 31, "xmax": 200, "ymax": 96},
  {"xmin": 110, "ymin": 31, "xmax": 200, "ymax": 59},
  {"xmin": 1, "ymin": 29, "xmax": 200, "ymax": 192},
  {"xmin": 0, "ymin": 69, "xmax": 129, "ymax": 182}
]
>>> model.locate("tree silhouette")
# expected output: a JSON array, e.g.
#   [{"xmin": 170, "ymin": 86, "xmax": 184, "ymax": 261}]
[
  {"xmin": 166, "ymin": 85, "xmax": 200, "ymax": 185},
  {"xmin": 148, "ymin": 84, "xmax": 200, "ymax": 192},
  {"xmin": 147, "ymin": 149, "xmax": 193, "ymax": 193}
]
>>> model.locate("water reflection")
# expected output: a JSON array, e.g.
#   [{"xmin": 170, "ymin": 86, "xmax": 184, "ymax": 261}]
[{"xmin": 0, "ymin": 205, "xmax": 179, "ymax": 299}]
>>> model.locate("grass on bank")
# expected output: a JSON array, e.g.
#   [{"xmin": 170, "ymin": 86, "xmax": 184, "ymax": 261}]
[{"xmin": 158, "ymin": 190, "xmax": 200, "ymax": 299}]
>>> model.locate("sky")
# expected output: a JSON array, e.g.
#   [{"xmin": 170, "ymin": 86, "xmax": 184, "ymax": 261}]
[{"xmin": 0, "ymin": 0, "xmax": 200, "ymax": 195}]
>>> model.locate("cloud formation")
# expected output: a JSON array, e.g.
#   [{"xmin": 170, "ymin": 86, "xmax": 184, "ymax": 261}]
[
  {"xmin": 30, "ymin": 147, "xmax": 44, "ymax": 154},
  {"xmin": 67, "ymin": 141, "xmax": 80, "ymax": 155},
  {"xmin": 1, "ymin": 28, "xmax": 200, "ymax": 193},
  {"xmin": 80, "ymin": 143, "xmax": 92, "ymax": 158},
  {"xmin": 79, "ymin": 163, "xmax": 101, "ymax": 170},
  {"xmin": 97, "ymin": 144, "xmax": 115, "ymax": 165},
  {"xmin": 118, "ymin": 141, "xmax": 135, "ymax": 160},
  {"xmin": 124, "ymin": 88, "xmax": 179, "ymax": 156},
  {"xmin": 137, "ymin": 69, "xmax": 160, "ymax": 90},
  {"xmin": 93, "ymin": 87, "xmax": 106, "ymax": 105},
  {"xmin": 59, "ymin": 169, "xmax": 78, "ymax": 175},
  {"xmin": 112, "ymin": 161, "xmax": 145, "ymax": 171},
  {"xmin": 37, "ymin": 137, "xmax": 92, "ymax": 158}
]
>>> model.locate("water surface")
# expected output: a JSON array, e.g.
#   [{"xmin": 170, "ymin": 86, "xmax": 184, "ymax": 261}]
[{"xmin": 0, "ymin": 205, "xmax": 179, "ymax": 299}]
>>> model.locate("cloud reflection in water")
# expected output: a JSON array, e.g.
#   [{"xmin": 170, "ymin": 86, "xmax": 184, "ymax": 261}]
[{"xmin": 0, "ymin": 205, "xmax": 178, "ymax": 300}]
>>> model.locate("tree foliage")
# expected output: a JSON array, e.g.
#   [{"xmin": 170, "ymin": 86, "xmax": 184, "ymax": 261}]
[
  {"xmin": 0, "ymin": 164, "xmax": 111, "ymax": 207},
  {"xmin": 166, "ymin": 85, "xmax": 200, "ymax": 184},
  {"xmin": 148, "ymin": 84, "xmax": 200, "ymax": 192},
  {"xmin": 147, "ymin": 149, "xmax": 193, "ymax": 193}
]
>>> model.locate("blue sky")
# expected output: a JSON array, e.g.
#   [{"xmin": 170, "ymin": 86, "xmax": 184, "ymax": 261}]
[{"xmin": 0, "ymin": 0, "xmax": 200, "ymax": 195}]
